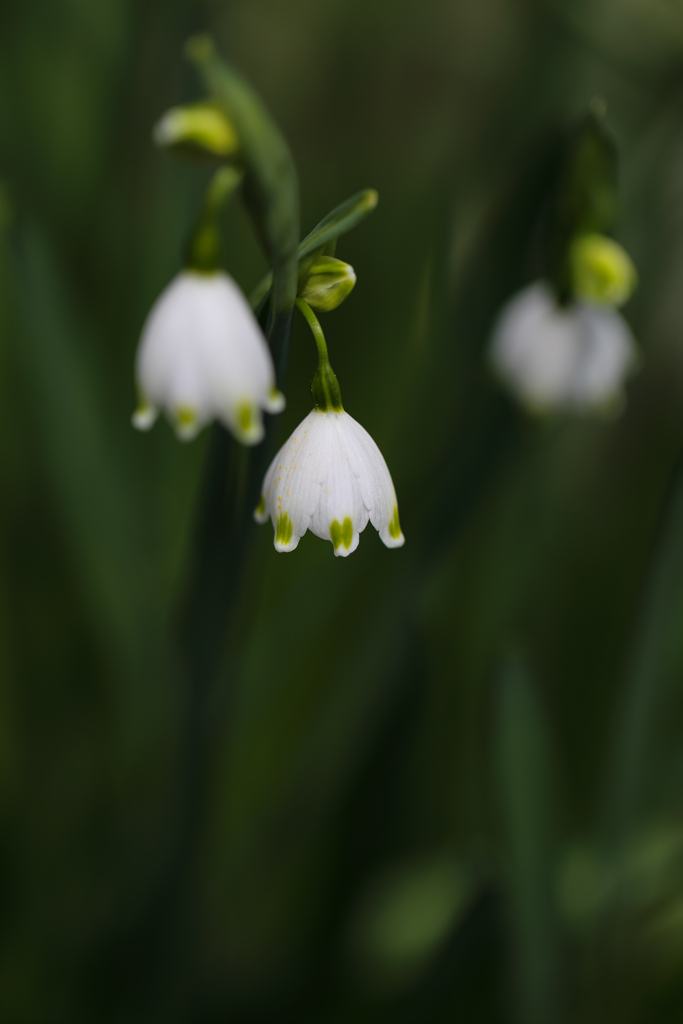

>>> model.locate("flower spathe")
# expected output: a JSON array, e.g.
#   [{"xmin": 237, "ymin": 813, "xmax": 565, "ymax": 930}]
[
  {"xmin": 489, "ymin": 281, "xmax": 637, "ymax": 413},
  {"xmin": 255, "ymin": 408, "xmax": 404, "ymax": 557},
  {"xmin": 132, "ymin": 270, "xmax": 284, "ymax": 443}
]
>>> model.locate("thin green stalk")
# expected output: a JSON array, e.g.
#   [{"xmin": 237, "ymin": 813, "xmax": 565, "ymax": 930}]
[
  {"xmin": 295, "ymin": 298, "xmax": 343, "ymax": 413},
  {"xmin": 494, "ymin": 655, "xmax": 564, "ymax": 1024},
  {"xmin": 295, "ymin": 295, "xmax": 329, "ymax": 362}
]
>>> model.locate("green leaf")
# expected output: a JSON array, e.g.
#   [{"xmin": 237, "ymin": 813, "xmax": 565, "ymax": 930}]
[
  {"xmin": 349, "ymin": 853, "xmax": 471, "ymax": 992},
  {"xmin": 187, "ymin": 35, "xmax": 299, "ymax": 317},
  {"xmin": 298, "ymin": 187, "xmax": 378, "ymax": 261},
  {"xmin": 493, "ymin": 654, "xmax": 563, "ymax": 1024},
  {"xmin": 249, "ymin": 188, "xmax": 378, "ymax": 310},
  {"xmin": 11, "ymin": 224, "xmax": 175, "ymax": 771},
  {"xmin": 603, "ymin": 459, "xmax": 683, "ymax": 842}
]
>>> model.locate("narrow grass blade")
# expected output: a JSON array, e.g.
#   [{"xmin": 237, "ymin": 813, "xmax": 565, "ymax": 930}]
[
  {"xmin": 494, "ymin": 654, "xmax": 563, "ymax": 1024},
  {"xmin": 187, "ymin": 35, "xmax": 299, "ymax": 317},
  {"xmin": 603, "ymin": 455, "xmax": 683, "ymax": 842}
]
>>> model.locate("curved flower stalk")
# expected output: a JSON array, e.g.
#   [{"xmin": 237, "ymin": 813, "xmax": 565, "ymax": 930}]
[
  {"xmin": 490, "ymin": 280, "xmax": 637, "ymax": 414},
  {"xmin": 255, "ymin": 299, "xmax": 404, "ymax": 557},
  {"xmin": 132, "ymin": 167, "xmax": 284, "ymax": 444}
]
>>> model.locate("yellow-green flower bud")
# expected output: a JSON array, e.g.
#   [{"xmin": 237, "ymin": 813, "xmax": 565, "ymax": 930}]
[
  {"xmin": 298, "ymin": 256, "xmax": 356, "ymax": 313},
  {"xmin": 153, "ymin": 102, "xmax": 239, "ymax": 161},
  {"xmin": 570, "ymin": 233, "xmax": 637, "ymax": 307}
]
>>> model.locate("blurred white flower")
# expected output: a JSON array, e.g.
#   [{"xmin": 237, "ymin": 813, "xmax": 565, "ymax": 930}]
[
  {"xmin": 132, "ymin": 270, "xmax": 284, "ymax": 443},
  {"xmin": 254, "ymin": 408, "xmax": 404, "ymax": 557},
  {"xmin": 489, "ymin": 281, "xmax": 637, "ymax": 413}
]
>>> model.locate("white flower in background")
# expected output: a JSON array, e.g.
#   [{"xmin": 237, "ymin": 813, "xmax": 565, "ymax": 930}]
[
  {"xmin": 489, "ymin": 281, "xmax": 637, "ymax": 413},
  {"xmin": 254, "ymin": 408, "xmax": 404, "ymax": 556},
  {"xmin": 132, "ymin": 270, "xmax": 284, "ymax": 444},
  {"xmin": 254, "ymin": 297, "xmax": 404, "ymax": 557}
]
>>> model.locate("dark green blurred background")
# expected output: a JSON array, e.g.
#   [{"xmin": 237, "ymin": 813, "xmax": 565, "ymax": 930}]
[{"xmin": 4, "ymin": 0, "xmax": 683, "ymax": 1021}]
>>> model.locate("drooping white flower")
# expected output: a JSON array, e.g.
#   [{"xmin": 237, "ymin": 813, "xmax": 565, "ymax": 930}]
[
  {"xmin": 489, "ymin": 281, "xmax": 637, "ymax": 413},
  {"xmin": 132, "ymin": 270, "xmax": 284, "ymax": 443},
  {"xmin": 254, "ymin": 407, "xmax": 404, "ymax": 556},
  {"xmin": 255, "ymin": 297, "xmax": 404, "ymax": 557}
]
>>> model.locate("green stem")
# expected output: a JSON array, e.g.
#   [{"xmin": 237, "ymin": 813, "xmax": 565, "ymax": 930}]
[
  {"xmin": 185, "ymin": 166, "xmax": 242, "ymax": 273},
  {"xmin": 295, "ymin": 297, "xmax": 343, "ymax": 412},
  {"xmin": 295, "ymin": 295, "xmax": 328, "ymax": 363}
]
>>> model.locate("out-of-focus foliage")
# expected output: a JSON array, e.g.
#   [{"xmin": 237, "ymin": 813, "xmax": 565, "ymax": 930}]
[{"xmin": 4, "ymin": 1, "xmax": 683, "ymax": 1022}]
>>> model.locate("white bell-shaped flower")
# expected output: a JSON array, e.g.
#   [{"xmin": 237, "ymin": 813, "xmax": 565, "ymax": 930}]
[
  {"xmin": 132, "ymin": 270, "xmax": 284, "ymax": 444},
  {"xmin": 255, "ymin": 299, "xmax": 404, "ymax": 557},
  {"xmin": 489, "ymin": 281, "xmax": 637, "ymax": 413},
  {"xmin": 255, "ymin": 408, "xmax": 404, "ymax": 556}
]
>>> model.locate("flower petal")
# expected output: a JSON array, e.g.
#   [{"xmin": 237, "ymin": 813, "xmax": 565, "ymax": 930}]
[
  {"xmin": 172, "ymin": 405, "xmax": 203, "ymax": 441},
  {"xmin": 570, "ymin": 304, "xmax": 637, "ymax": 406},
  {"xmin": 132, "ymin": 403, "xmax": 158, "ymax": 431},
  {"xmin": 224, "ymin": 401, "xmax": 265, "ymax": 446},
  {"xmin": 330, "ymin": 517, "xmax": 360, "ymax": 557},
  {"xmin": 264, "ymin": 387, "xmax": 286, "ymax": 414},
  {"xmin": 273, "ymin": 510, "xmax": 301, "ymax": 553},
  {"xmin": 335, "ymin": 412, "xmax": 402, "ymax": 545}
]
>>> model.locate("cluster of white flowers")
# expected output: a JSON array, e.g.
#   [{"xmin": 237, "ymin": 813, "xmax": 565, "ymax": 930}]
[{"xmin": 133, "ymin": 243, "xmax": 404, "ymax": 558}]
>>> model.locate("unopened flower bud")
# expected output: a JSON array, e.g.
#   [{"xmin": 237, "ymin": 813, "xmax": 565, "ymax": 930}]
[
  {"xmin": 153, "ymin": 102, "xmax": 239, "ymax": 161},
  {"xmin": 298, "ymin": 256, "xmax": 356, "ymax": 313},
  {"xmin": 570, "ymin": 233, "xmax": 637, "ymax": 307}
]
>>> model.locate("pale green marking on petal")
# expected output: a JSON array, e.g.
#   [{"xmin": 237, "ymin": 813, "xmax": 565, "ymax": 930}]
[
  {"xmin": 276, "ymin": 511, "xmax": 293, "ymax": 546},
  {"xmin": 233, "ymin": 401, "xmax": 264, "ymax": 445},
  {"xmin": 176, "ymin": 405, "xmax": 197, "ymax": 427},
  {"xmin": 174, "ymin": 405, "xmax": 200, "ymax": 441},
  {"xmin": 330, "ymin": 517, "xmax": 353, "ymax": 550},
  {"xmin": 238, "ymin": 402, "xmax": 254, "ymax": 433},
  {"xmin": 255, "ymin": 495, "xmax": 265, "ymax": 517},
  {"xmin": 388, "ymin": 506, "xmax": 402, "ymax": 540}
]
